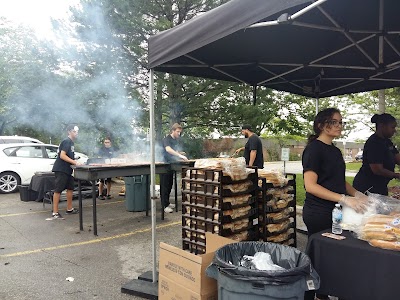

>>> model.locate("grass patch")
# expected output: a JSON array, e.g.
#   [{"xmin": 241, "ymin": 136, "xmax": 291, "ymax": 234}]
[{"xmin": 345, "ymin": 161, "xmax": 362, "ymax": 171}]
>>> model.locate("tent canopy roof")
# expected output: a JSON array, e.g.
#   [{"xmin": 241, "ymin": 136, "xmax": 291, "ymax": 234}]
[{"xmin": 148, "ymin": 0, "xmax": 400, "ymax": 98}]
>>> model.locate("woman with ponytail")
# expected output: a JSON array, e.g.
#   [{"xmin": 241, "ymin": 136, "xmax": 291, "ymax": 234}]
[
  {"xmin": 353, "ymin": 113, "xmax": 400, "ymax": 195},
  {"xmin": 303, "ymin": 108, "xmax": 368, "ymax": 300}
]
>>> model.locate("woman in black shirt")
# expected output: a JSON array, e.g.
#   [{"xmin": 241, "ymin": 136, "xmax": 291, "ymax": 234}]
[
  {"xmin": 353, "ymin": 113, "xmax": 400, "ymax": 195},
  {"xmin": 303, "ymin": 108, "xmax": 368, "ymax": 300}
]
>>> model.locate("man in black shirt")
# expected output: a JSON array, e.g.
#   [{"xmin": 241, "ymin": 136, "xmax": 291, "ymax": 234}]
[
  {"xmin": 161, "ymin": 123, "xmax": 188, "ymax": 213},
  {"xmin": 47, "ymin": 125, "xmax": 82, "ymax": 220},
  {"xmin": 234, "ymin": 125, "xmax": 264, "ymax": 168},
  {"xmin": 98, "ymin": 137, "xmax": 115, "ymax": 200}
]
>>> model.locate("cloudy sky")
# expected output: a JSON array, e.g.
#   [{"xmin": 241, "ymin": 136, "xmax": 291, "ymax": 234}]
[{"xmin": 0, "ymin": 0, "xmax": 79, "ymax": 36}]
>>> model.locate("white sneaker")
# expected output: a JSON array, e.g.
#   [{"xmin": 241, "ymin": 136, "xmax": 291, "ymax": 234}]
[
  {"xmin": 169, "ymin": 203, "xmax": 176, "ymax": 209},
  {"xmin": 164, "ymin": 206, "xmax": 173, "ymax": 213}
]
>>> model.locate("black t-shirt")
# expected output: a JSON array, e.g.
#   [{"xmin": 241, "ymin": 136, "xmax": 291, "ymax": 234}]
[
  {"xmin": 52, "ymin": 137, "xmax": 75, "ymax": 175},
  {"xmin": 98, "ymin": 146, "xmax": 115, "ymax": 158},
  {"xmin": 162, "ymin": 134, "xmax": 181, "ymax": 162},
  {"xmin": 302, "ymin": 139, "xmax": 346, "ymax": 214},
  {"xmin": 353, "ymin": 134, "xmax": 399, "ymax": 195},
  {"xmin": 244, "ymin": 134, "xmax": 264, "ymax": 168}
]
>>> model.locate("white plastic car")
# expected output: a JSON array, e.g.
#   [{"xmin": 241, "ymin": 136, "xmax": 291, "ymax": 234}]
[{"xmin": 0, "ymin": 143, "xmax": 87, "ymax": 193}]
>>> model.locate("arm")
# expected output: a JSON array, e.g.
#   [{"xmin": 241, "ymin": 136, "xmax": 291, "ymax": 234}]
[
  {"xmin": 165, "ymin": 146, "xmax": 188, "ymax": 161},
  {"xmin": 60, "ymin": 150, "xmax": 80, "ymax": 166},
  {"xmin": 345, "ymin": 181, "xmax": 358, "ymax": 196},
  {"xmin": 234, "ymin": 147, "xmax": 245, "ymax": 154},
  {"xmin": 248, "ymin": 150, "xmax": 257, "ymax": 166},
  {"xmin": 369, "ymin": 163, "xmax": 400, "ymax": 179},
  {"xmin": 304, "ymin": 170, "xmax": 368, "ymax": 212},
  {"xmin": 304, "ymin": 170, "xmax": 342, "ymax": 202}
]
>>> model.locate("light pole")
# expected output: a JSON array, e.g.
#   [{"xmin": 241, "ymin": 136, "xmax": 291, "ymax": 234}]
[{"xmin": 343, "ymin": 141, "xmax": 346, "ymax": 159}]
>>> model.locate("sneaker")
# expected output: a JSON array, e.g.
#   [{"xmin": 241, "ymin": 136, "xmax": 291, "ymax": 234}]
[
  {"xmin": 98, "ymin": 195, "xmax": 105, "ymax": 200},
  {"xmin": 106, "ymin": 195, "xmax": 112, "ymax": 199},
  {"xmin": 46, "ymin": 212, "xmax": 65, "ymax": 220},
  {"xmin": 169, "ymin": 203, "xmax": 176, "ymax": 209},
  {"xmin": 65, "ymin": 208, "xmax": 79, "ymax": 214},
  {"xmin": 164, "ymin": 206, "xmax": 173, "ymax": 213}
]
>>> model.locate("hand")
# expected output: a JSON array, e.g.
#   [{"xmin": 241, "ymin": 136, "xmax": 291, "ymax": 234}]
[
  {"xmin": 234, "ymin": 148, "xmax": 241, "ymax": 155},
  {"xmin": 339, "ymin": 195, "xmax": 369, "ymax": 213},
  {"xmin": 75, "ymin": 160, "xmax": 83, "ymax": 166},
  {"xmin": 354, "ymin": 191, "xmax": 369, "ymax": 201},
  {"xmin": 179, "ymin": 154, "xmax": 188, "ymax": 161}
]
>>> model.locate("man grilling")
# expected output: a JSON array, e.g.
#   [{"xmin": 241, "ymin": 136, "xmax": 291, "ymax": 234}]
[
  {"xmin": 161, "ymin": 123, "xmax": 188, "ymax": 213},
  {"xmin": 234, "ymin": 124, "xmax": 264, "ymax": 169}
]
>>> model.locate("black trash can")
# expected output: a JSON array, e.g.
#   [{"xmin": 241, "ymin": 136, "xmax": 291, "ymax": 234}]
[
  {"xmin": 206, "ymin": 241, "xmax": 320, "ymax": 300},
  {"xmin": 123, "ymin": 176, "xmax": 149, "ymax": 212},
  {"xmin": 18, "ymin": 185, "xmax": 38, "ymax": 202}
]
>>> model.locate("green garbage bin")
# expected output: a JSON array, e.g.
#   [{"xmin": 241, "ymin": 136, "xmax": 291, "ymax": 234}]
[
  {"xmin": 206, "ymin": 241, "xmax": 320, "ymax": 300},
  {"xmin": 123, "ymin": 176, "xmax": 149, "ymax": 212}
]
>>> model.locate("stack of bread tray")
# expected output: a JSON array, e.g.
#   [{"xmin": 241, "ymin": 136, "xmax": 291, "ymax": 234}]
[
  {"xmin": 181, "ymin": 161, "xmax": 258, "ymax": 254},
  {"xmin": 258, "ymin": 172, "xmax": 297, "ymax": 247},
  {"xmin": 357, "ymin": 214, "xmax": 400, "ymax": 251}
]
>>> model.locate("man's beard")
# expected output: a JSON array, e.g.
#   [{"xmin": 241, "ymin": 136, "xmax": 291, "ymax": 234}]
[{"xmin": 244, "ymin": 133, "xmax": 249, "ymax": 138}]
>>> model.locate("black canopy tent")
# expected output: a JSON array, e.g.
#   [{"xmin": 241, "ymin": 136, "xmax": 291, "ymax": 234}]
[
  {"xmin": 149, "ymin": 0, "xmax": 400, "ymax": 98},
  {"xmin": 123, "ymin": 0, "xmax": 400, "ymax": 296}
]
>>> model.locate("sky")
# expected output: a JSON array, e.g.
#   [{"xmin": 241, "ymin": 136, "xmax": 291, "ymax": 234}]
[{"xmin": 0, "ymin": 0, "xmax": 79, "ymax": 36}]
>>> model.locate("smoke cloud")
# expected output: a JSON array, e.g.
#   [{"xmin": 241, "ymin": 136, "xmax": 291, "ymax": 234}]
[{"xmin": 3, "ymin": 2, "xmax": 164, "ymax": 162}]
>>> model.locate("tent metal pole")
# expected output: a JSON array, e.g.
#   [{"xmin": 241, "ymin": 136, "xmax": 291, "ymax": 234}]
[
  {"xmin": 252, "ymin": 85, "xmax": 257, "ymax": 105},
  {"xmin": 248, "ymin": 0, "xmax": 328, "ymax": 29},
  {"xmin": 315, "ymin": 98, "xmax": 319, "ymax": 114},
  {"xmin": 149, "ymin": 68, "xmax": 157, "ymax": 283},
  {"xmin": 378, "ymin": 0, "xmax": 385, "ymax": 113}
]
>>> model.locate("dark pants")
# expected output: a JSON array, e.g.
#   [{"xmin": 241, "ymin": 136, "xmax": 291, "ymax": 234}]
[
  {"xmin": 303, "ymin": 205, "xmax": 332, "ymax": 300},
  {"xmin": 160, "ymin": 171, "xmax": 174, "ymax": 208}
]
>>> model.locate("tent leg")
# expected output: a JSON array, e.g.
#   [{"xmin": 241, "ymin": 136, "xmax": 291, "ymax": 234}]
[{"xmin": 121, "ymin": 69, "xmax": 158, "ymax": 297}]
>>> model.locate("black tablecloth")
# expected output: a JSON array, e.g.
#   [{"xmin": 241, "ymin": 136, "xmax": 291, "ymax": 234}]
[
  {"xmin": 29, "ymin": 173, "xmax": 55, "ymax": 201},
  {"xmin": 306, "ymin": 229, "xmax": 400, "ymax": 300}
]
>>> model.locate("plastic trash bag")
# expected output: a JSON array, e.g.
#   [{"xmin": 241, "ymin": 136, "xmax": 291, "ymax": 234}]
[
  {"xmin": 240, "ymin": 252, "xmax": 285, "ymax": 271},
  {"xmin": 206, "ymin": 241, "xmax": 320, "ymax": 288}
]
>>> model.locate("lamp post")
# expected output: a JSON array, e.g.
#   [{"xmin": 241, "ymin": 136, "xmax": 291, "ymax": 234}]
[{"xmin": 343, "ymin": 141, "xmax": 346, "ymax": 159}]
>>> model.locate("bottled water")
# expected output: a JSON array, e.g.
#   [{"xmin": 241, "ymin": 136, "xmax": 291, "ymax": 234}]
[{"xmin": 332, "ymin": 203, "xmax": 343, "ymax": 234}]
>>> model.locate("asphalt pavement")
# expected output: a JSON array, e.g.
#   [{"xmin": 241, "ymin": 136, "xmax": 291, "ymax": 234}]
[{"xmin": 0, "ymin": 177, "xmax": 309, "ymax": 300}]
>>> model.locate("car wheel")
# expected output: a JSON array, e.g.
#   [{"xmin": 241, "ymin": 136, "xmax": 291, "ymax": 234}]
[{"xmin": 0, "ymin": 172, "xmax": 21, "ymax": 194}]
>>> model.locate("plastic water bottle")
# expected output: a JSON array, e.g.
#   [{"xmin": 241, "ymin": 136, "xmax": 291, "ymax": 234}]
[{"xmin": 332, "ymin": 203, "xmax": 343, "ymax": 235}]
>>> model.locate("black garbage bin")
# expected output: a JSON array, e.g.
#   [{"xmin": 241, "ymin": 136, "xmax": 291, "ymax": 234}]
[
  {"xmin": 123, "ymin": 176, "xmax": 149, "ymax": 212},
  {"xmin": 206, "ymin": 241, "xmax": 320, "ymax": 300}
]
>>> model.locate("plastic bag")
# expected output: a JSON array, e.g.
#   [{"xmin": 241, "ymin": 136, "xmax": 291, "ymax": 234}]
[
  {"xmin": 342, "ymin": 192, "xmax": 400, "ymax": 230},
  {"xmin": 240, "ymin": 252, "xmax": 286, "ymax": 271},
  {"xmin": 206, "ymin": 241, "xmax": 320, "ymax": 287}
]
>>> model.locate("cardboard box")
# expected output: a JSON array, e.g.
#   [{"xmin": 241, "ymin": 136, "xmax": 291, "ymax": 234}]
[
  {"xmin": 159, "ymin": 274, "xmax": 217, "ymax": 300},
  {"xmin": 158, "ymin": 233, "xmax": 235, "ymax": 300}
]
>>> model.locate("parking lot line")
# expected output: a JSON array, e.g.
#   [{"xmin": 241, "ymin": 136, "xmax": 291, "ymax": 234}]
[
  {"xmin": 0, "ymin": 220, "xmax": 180, "ymax": 258},
  {"xmin": 0, "ymin": 200, "xmax": 125, "ymax": 218}
]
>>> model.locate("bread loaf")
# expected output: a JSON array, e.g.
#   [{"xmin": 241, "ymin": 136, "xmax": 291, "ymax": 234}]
[
  {"xmin": 365, "ymin": 214, "xmax": 400, "ymax": 225},
  {"xmin": 361, "ymin": 231, "xmax": 396, "ymax": 241},
  {"xmin": 369, "ymin": 239, "xmax": 400, "ymax": 251}
]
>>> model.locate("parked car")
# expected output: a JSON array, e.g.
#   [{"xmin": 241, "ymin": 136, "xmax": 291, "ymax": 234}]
[
  {"xmin": 0, "ymin": 136, "xmax": 43, "ymax": 144},
  {"xmin": 0, "ymin": 143, "xmax": 88, "ymax": 193},
  {"xmin": 355, "ymin": 150, "xmax": 363, "ymax": 161}
]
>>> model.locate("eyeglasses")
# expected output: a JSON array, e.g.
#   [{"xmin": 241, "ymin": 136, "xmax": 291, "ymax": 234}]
[
  {"xmin": 104, "ymin": 141, "xmax": 111, "ymax": 143},
  {"xmin": 326, "ymin": 120, "xmax": 346, "ymax": 127}
]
